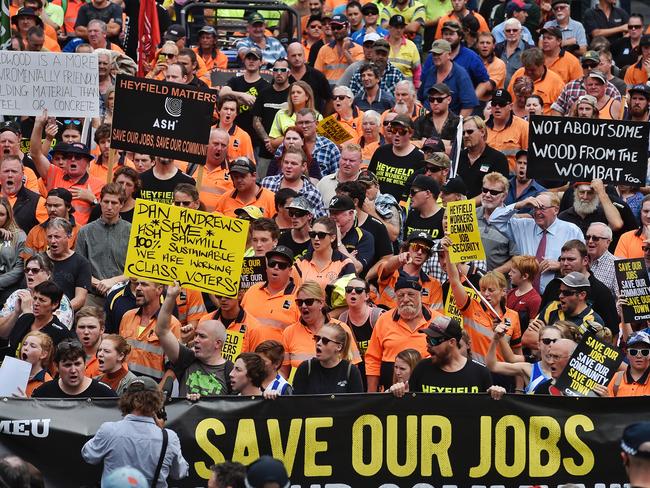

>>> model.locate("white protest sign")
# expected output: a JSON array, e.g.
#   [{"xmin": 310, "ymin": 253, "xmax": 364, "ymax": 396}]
[{"xmin": 0, "ymin": 52, "xmax": 100, "ymax": 117}]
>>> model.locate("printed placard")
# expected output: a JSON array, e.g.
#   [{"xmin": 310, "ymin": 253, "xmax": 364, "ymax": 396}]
[
  {"xmin": 0, "ymin": 52, "xmax": 99, "ymax": 116},
  {"xmin": 124, "ymin": 199, "xmax": 248, "ymax": 297},
  {"xmin": 444, "ymin": 285, "xmax": 479, "ymax": 328},
  {"xmin": 239, "ymin": 256, "xmax": 267, "ymax": 291},
  {"xmin": 316, "ymin": 115, "xmax": 354, "ymax": 145},
  {"xmin": 527, "ymin": 115, "xmax": 649, "ymax": 185},
  {"xmin": 446, "ymin": 199, "xmax": 485, "ymax": 263},
  {"xmin": 111, "ymin": 74, "xmax": 217, "ymax": 163},
  {"xmin": 554, "ymin": 331, "xmax": 623, "ymax": 397},
  {"xmin": 222, "ymin": 329, "xmax": 244, "ymax": 362},
  {"xmin": 615, "ymin": 258, "xmax": 650, "ymax": 322}
]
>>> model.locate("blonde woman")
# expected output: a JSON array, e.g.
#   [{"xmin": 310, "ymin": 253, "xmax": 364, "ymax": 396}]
[{"xmin": 269, "ymin": 81, "xmax": 320, "ymax": 149}]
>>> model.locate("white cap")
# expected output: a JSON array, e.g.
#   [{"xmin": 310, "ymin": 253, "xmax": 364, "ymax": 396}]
[{"xmin": 363, "ymin": 32, "xmax": 381, "ymax": 44}]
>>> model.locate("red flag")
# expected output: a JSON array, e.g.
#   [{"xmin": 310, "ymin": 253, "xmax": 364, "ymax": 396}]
[{"xmin": 137, "ymin": 0, "xmax": 160, "ymax": 77}]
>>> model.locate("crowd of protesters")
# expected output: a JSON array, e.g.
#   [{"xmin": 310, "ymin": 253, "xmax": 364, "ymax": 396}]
[{"xmin": 1, "ymin": 0, "xmax": 650, "ymax": 483}]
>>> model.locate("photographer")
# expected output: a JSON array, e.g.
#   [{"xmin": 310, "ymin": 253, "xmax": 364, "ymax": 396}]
[{"xmin": 81, "ymin": 377, "xmax": 189, "ymax": 487}]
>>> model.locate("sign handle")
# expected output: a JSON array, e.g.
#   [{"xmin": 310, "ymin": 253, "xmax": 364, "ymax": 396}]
[
  {"xmin": 196, "ymin": 165, "xmax": 204, "ymax": 188},
  {"xmin": 106, "ymin": 149, "xmax": 117, "ymax": 184},
  {"xmin": 462, "ymin": 274, "xmax": 502, "ymax": 320}
]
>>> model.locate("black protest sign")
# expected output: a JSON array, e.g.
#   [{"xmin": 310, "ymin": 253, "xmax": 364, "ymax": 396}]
[
  {"xmin": 110, "ymin": 75, "xmax": 217, "ymax": 164},
  {"xmin": 527, "ymin": 115, "xmax": 650, "ymax": 185},
  {"xmin": 615, "ymin": 258, "xmax": 650, "ymax": 322},
  {"xmin": 554, "ymin": 331, "xmax": 623, "ymax": 397},
  {"xmin": 239, "ymin": 256, "xmax": 267, "ymax": 290}
]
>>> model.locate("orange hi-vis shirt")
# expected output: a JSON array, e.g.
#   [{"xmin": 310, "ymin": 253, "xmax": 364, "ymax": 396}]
[
  {"xmin": 364, "ymin": 306, "xmax": 433, "ymax": 378},
  {"xmin": 486, "ymin": 113, "xmax": 529, "ymax": 172},
  {"xmin": 213, "ymin": 186, "xmax": 276, "ymax": 219},
  {"xmin": 200, "ymin": 307, "xmax": 263, "ymax": 355},
  {"xmin": 376, "ymin": 263, "xmax": 443, "ymax": 311},
  {"xmin": 615, "ymin": 230, "xmax": 645, "ymax": 259},
  {"xmin": 241, "ymin": 279, "xmax": 300, "ymax": 344},
  {"xmin": 292, "ymin": 250, "xmax": 356, "ymax": 289},
  {"xmin": 176, "ymin": 288, "xmax": 206, "ymax": 325},
  {"xmin": 282, "ymin": 317, "xmax": 362, "ymax": 370},
  {"xmin": 193, "ymin": 47, "xmax": 228, "ymax": 71},
  {"xmin": 88, "ymin": 157, "xmax": 136, "ymax": 183},
  {"xmin": 119, "ymin": 308, "xmax": 181, "ymax": 380},
  {"xmin": 624, "ymin": 60, "xmax": 649, "ymax": 86},
  {"xmin": 197, "ymin": 162, "xmax": 233, "ymax": 213},
  {"xmin": 85, "ymin": 354, "xmax": 101, "ymax": 378},
  {"xmin": 608, "ymin": 367, "xmax": 650, "ymax": 397},
  {"xmin": 545, "ymin": 50, "xmax": 582, "ymax": 84},
  {"xmin": 224, "ymin": 125, "xmax": 256, "ymax": 162},
  {"xmin": 434, "ymin": 10, "xmax": 489, "ymax": 39},
  {"xmin": 44, "ymin": 166, "xmax": 104, "ymax": 226},
  {"xmin": 459, "ymin": 297, "xmax": 521, "ymax": 366},
  {"xmin": 334, "ymin": 107, "xmax": 364, "ymax": 142},
  {"xmin": 484, "ymin": 55, "xmax": 507, "ymax": 89},
  {"xmin": 314, "ymin": 40, "xmax": 365, "ymax": 83},
  {"xmin": 507, "ymin": 67, "xmax": 564, "ymax": 115}
]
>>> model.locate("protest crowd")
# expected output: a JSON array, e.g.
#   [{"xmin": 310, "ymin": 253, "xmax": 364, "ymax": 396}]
[{"xmin": 1, "ymin": 0, "xmax": 650, "ymax": 484}]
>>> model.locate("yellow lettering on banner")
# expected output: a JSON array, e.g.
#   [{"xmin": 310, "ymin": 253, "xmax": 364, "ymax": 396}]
[
  {"xmin": 563, "ymin": 415, "xmax": 595, "ymax": 475},
  {"xmin": 304, "ymin": 417, "xmax": 333, "ymax": 476},
  {"xmin": 528, "ymin": 416, "xmax": 561, "ymax": 477},
  {"xmin": 447, "ymin": 199, "xmax": 486, "ymax": 263},
  {"xmin": 420, "ymin": 415, "xmax": 452, "ymax": 477},
  {"xmin": 469, "ymin": 416, "xmax": 492, "ymax": 478},
  {"xmin": 316, "ymin": 115, "xmax": 354, "ymax": 145},
  {"xmin": 232, "ymin": 419, "xmax": 260, "ymax": 466},
  {"xmin": 386, "ymin": 415, "xmax": 418, "ymax": 476},
  {"xmin": 267, "ymin": 419, "xmax": 302, "ymax": 476},
  {"xmin": 124, "ymin": 199, "xmax": 248, "ymax": 297},
  {"xmin": 494, "ymin": 416, "xmax": 526, "ymax": 477},
  {"xmin": 351, "ymin": 415, "xmax": 383, "ymax": 476},
  {"xmin": 221, "ymin": 330, "xmax": 244, "ymax": 362},
  {"xmin": 444, "ymin": 286, "xmax": 478, "ymax": 328},
  {"xmin": 194, "ymin": 418, "xmax": 226, "ymax": 479}
]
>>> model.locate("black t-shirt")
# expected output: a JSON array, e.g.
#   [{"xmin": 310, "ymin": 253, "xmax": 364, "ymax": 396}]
[
  {"xmin": 292, "ymin": 359, "xmax": 364, "ymax": 394},
  {"xmin": 403, "ymin": 207, "xmax": 445, "ymax": 240},
  {"xmin": 226, "ymin": 75, "xmax": 270, "ymax": 141},
  {"xmin": 457, "ymin": 145, "xmax": 509, "ymax": 198},
  {"xmin": 278, "ymin": 230, "xmax": 311, "ymax": 261},
  {"xmin": 139, "ymin": 168, "xmax": 196, "ymax": 205},
  {"xmin": 360, "ymin": 215, "xmax": 393, "ymax": 265},
  {"xmin": 289, "ymin": 65, "xmax": 332, "ymax": 114},
  {"xmin": 409, "ymin": 357, "xmax": 493, "ymax": 394},
  {"xmin": 32, "ymin": 378, "xmax": 118, "ymax": 398},
  {"xmin": 367, "ymin": 144, "xmax": 425, "ymax": 202},
  {"xmin": 4, "ymin": 313, "xmax": 74, "ymax": 361},
  {"xmin": 75, "ymin": 2, "xmax": 124, "ymax": 44},
  {"xmin": 252, "ymin": 85, "xmax": 290, "ymax": 158},
  {"xmin": 172, "ymin": 344, "xmax": 233, "ymax": 396},
  {"xmin": 51, "ymin": 252, "xmax": 92, "ymax": 302}
]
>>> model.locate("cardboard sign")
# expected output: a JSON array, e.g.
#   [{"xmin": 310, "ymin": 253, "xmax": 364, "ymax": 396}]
[
  {"xmin": 0, "ymin": 52, "xmax": 99, "ymax": 117},
  {"xmin": 110, "ymin": 75, "xmax": 217, "ymax": 164},
  {"xmin": 222, "ymin": 329, "xmax": 244, "ymax": 362},
  {"xmin": 554, "ymin": 331, "xmax": 623, "ymax": 397},
  {"xmin": 124, "ymin": 200, "xmax": 248, "ymax": 296},
  {"xmin": 528, "ymin": 115, "xmax": 650, "ymax": 185},
  {"xmin": 446, "ymin": 200, "xmax": 485, "ymax": 263},
  {"xmin": 615, "ymin": 258, "xmax": 650, "ymax": 322},
  {"xmin": 444, "ymin": 285, "xmax": 479, "ymax": 328},
  {"xmin": 316, "ymin": 115, "xmax": 354, "ymax": 145},
  {"xmin": 239, "ymin": 256, "xmax": 267, "ymax": 291}
]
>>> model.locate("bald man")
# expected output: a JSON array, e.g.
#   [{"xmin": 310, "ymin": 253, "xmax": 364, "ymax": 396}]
[
  {"xmin": 199, "ymin": 128, "xmax": 234, "ymax": 212},
  {"xmin": 156, "ymin": 282, "xmax": 233, "ymax": 396}
]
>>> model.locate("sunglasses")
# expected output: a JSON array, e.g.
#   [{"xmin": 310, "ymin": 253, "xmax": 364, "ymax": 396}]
[
  {"xmin": 345, "ymin": 286, "xmax": 367, "ymax": 294},
  {"xmin": 331, "ymin": 23, "xmax": 347, "ymax": 30},
  {"xmin": 629, "ymin": 348, "xmax": 650, "ymax": 357},
  {"xmin": 309, "ymin": 231, "xmax": 331, "ymax": 239},
  {"xmin": 308, "ymin": 24, "xmax": 323, "ymax": 29},
  {"xmin": 288, "ymin": 209, "xmax": 309, "ymax": 218},
  {"xmin": 425, "ymin": 165, "xmax": 442, "ymax": 173},
  {"xmin": 558, "ymin": 289, "xmax": 579, "ymax": 297},
  {"xmin": 24, "ymin": 267, "xmax": 42, "ymax": 274},
  {"xmin": 63, "ymin": 119, "xmax": 82, "ymax": 125},
  {"xmin": 582, "ymin": 62, "xmax": 598, "ymax": 69},
  {"xmin": 267, "ymin": 260, "xmax": 291, "ymax": 270},
  {"xmin": 333, "ymin": 95, "xmax": 350, "ymax": 100},
  {"xmin": 428, "ymin": 96, "xmax": 448, "ymax": 104},
  {"xmin": 628, "ymin": 24, "xmax": 643, "ymax": 29},
  {"xmin": 160, "ymin": 52, "xmax": 176, "ymax": 57},
  {"xmin": 585, "ymin": 234, "xmax": 607, "ymax": 242},
  {"xmin": 297, "ymin": 298, "xmax": 320, "ymax": 307},
  {"xmin": 272, "ymin": 67, "xmax": 289, "ymax": 72},
  {"xmin": 541, "ymin": 338, "xmax": 558, "ymax": 345},
  {"xmin": 492, "ymin": 100, "xmax": 509, "ymax": 108},
  {"xmin": 504, "ymin": 29, "xmax": 520, "ymax": 33},
  {"xmin": 463, "ymin": 128, "xmax": 476, "ymax": 135},
  {"xmin": 482, "ymin": 187, "xmax": 503, "ymax": 196},
  {"xmin": 409, "ymin": 188, "xmax": 426, "ymax": 196},
  {"xmin": 426, "ymin": 335, "xmax": 450, "ymax": 347},
  {"xmin": 389, "ymin": 126, "xmax": 409, "ymax": 135},
  {"xmin": 313, "ymin": 334, "xmax": 341, "ymax": 345},
  {"xmin": 174, "ymin": 200, "xmax": 194, "ymax": 207},
  {"xmin": 409, "ymin": 242, "xmax": 431, "ymax": 254}
]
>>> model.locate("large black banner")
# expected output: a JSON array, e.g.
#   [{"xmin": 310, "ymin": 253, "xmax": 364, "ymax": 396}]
[
  {"xmin": 527, "ymin": 115, "xmax": 650, "ymax": 185},
  {"xmin": 111, "ymin": 75, "xmax": 217, "ymax": 164},
  {"xmin": 0, "ymin": 394, "xmax": 647, "ymax": 487}
]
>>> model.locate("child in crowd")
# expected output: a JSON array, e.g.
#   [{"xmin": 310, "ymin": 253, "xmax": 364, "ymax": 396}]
[{"xmin": 20, "ymin": 331, "xmax": 54, "ymax": 397}]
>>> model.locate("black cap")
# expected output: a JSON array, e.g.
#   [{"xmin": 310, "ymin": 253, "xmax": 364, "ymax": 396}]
[
  {"xmin": 361, "ymin": 3, "xmax": 379, "ymax": 15},
  {"xmin": 163, "ymin": 24, "xmax": 186, "ymax": 41},
  {"xmin": 47, "ymin": 188, "xmax": 74, "ymax": 210},
  {"xmin": 411, "ymin": 174, "xmax": 440, "ymax": 197},
  {"xmin": 515, "ymin": 149, "xmax": 528, "ymax": 159},
  {"xmin": 428, "ymin": 83, "xmax": 452, "ymax": 96},
  {"xmin": 245, "ymin": 456, "xmax": 290, "ymax": 488},
  {"xmin": 491, "ymin": 89, "xmax": 512, "ymax": 104},
  {"xmin": 330, "ymin": 13, "xmax": 348, "ymax": 24},
  {"xmin": 0, "ymin": 120, "xmax": 20, "ymax": 135},
  {"xmin": 641, "ymin": 35, "xmax": 650, "ymax": 48},
  {"xmin": 441, "ymin": 177, "xmax": 467, "ymax": 195},
  {"xmin": 266, "ymin": 245, "xmax": 294, "ymax": 263},
  {"xmin": 64, "ymin": 142, "xmax": 94, "ymax": 160},
  {"xmin": 551, "ymin": 0, "xmax": 569, "ymax": 6},
  {"xmin": 540, "ymin": 26, "xmax": 563, "ymax": 39},
  {"xmin": 622, "ymin": 422, "xmax": 650, "ymax": 458},
  {"xmin": 394, "ymin": 277, "xmax": 422, "ymax": 292},
  {"xmin": 198, "ymin": 25, "xmax": 217, "ymax": 36},
  {"xmin": 629, "ymin": 84, "xmax": 650, "ymax": 99},
  {"xmin": 422, "ymin": 137, "xmax": 445, "ymax": 152},
  {"xmin": 329, "ymin": 195, "xmax": 355, "ymax": 211},
  {"xmin": 420, "ymin": 315, "xmax": 463, "ymax": 341},
  {"xmin": 389, "ymin": 14, "xmax": 406, "ymax": 27},
  {"xmin": 407, "ymin": 230, "xmax": 434, "ymax": 247},
  {"xmin": 229, "ymin": 157, "xmax": 256, "ymax": 174},
  {"xmin": 441, "ymin": 20, "xmax": 461, "ymax": 32},
  {"xmin": 125, "ymin": 376, "xmax": 159, "ymax": 393},
  {"xmin": 390, "ymin": 114, "xmax": 414, "ymax": 129}
]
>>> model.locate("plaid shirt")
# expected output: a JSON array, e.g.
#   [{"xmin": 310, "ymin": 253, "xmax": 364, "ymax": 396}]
[
  {"xmin": 260, "ymin": 175, "xmax": 327, "ymax": 218},
  {"xmin": 590, "ymin": 250, "xmax": 618, "ymax": 297},
  {"xmin": 313, "ymin": 136, "xmax": 341, "ymax": 176},
  {"xmin": 551, "ymin": 77, "xmax": 621, "ymax": 115},
  {"xmin": 349, "ymin": 61, "xmax": 405, "ymax": 97},
  {"xmin": 235, "ymin": 37, "xmax": 287, "ymax": 66}
]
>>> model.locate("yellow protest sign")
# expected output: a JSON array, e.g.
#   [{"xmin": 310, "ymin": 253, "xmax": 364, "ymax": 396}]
[
  {"xmin": 316, "ymin": 115, "xmax": 354, "ymax": 145},
  {"xmin": 444, "ymin": 285, "xmax": 479, "ymax": 328},
  {"xmin": 124, "ymin": 199, "xmax": 248, "ymax": 297},
  {"xmin": 447, "ymin": 200, "xmax": 485, "ymax": 263},
  {"xmin": 222, "ymin": 329, "xmax": 244, "ymax": 362}
]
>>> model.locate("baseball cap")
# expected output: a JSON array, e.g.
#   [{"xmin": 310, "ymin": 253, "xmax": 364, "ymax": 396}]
[
  {"xmin": 551, "ymin": 0, "xmax": 569, "ymax": 6},
  {"xmin": 422, "ymin": 137, "xmax": 445, "ymax": 152},
  {"xmin": 441, "ymin": 177, "xmax": 467, "ymax": 195},
  {"xmin": 428, "ymin": 83, "xmax": 452, "ymax": 96},
  {"xmin": 0, "ymin": 120, "xmax": 20, "ymax": 135},
  {"xmin": 540, "ymin": 26, "xmax": 562, "ymax": 39},
  {"xmin": 420, "ymin": 315, "xmax": 463, "ymax": 341},
  {"xmin": 266, "ymin": 245, "xmax": 295, "ymax": 263},
  {"xmin": 629, "ymin": 84, "xmax": 650, "ymax": 99},
  {"xmin": 373, "ymin": 39, "xmax": 390, "ymax": 53},
  {"xmin": 430, "ymin": 39, "xmax": 452, "ymax": 54},
  {"xmin": 247, "ymin": 12, "xmax": 266, "ymax": 24},
  {"xmin": 245, "ymin": 456, "xmax": 290, "ymax": 488},
  {"xmin": 285, "ymin": 196, "xmax": 313, "ymax": 214},
  {"xmin": 163, "ymin": 24, "xmax": 186, "ymax": 41},
  {"xmin": 576, "ymin": 94, "xmax": 597, "ymax": 108},
  {"xmin": 515, "ymin": 149, "xmax": 528, "ymax": 159},
  {"xmin": 628, "ymin": 331, "xmax": 650, "ymax": 347},
  {"xmin": 581, "ymin": 50, "xmax": 600, "ymax": 64},
  {"xmin": 641, "ymin": 35, "xmax": 650, "ymax": 48},
  {"xmin": 407, "ymin": 230, "xmax": 434, "ymax": 247},
  {"xmin": 621, "ymin": 422, "xmax": 650, "ymax": 459},
  {"xmin": 64, "ymin": 142, "xmax": 94, "ymax": 160},
  {"xmin": 361, "ymin": 3, "xmax": 379, "ymax": 15},
  {"xmin": 330, "ymin": 13, "xmax": 348, "ymax": 24},
  {"xmin": 47, "ymin": 188, "xmax": 74, "ymax": 210},
  {"xmin": 389, "ymin": 14, "xmax": 406, "ymax": 27},
  {"xmin": 357, "ymin": 170, "xmax": 378, "ymax": 185},
  {"xmin": 586, "ymin": 70, "xmax": 606, "ymax": 83},
  {"xmin": 425, "ymin": 152, "xmax": 451, "ymax": 169},
  {"xmin": 240, "ymin": 47, "xmax": 263, "ymax": 59},
  {"xmin": 103, "ymin": 467, "xmax": 148, "ymax": 488},
  {"xmin": 394, "ymin": 277, "xmax": 422, "ymax": 292},
  {"xmin": 198, "ymin": 25, "xmax": 217, "ymax": 36},
  {"xmin": 506, "ymin": 0, "xmax": 530, "ymax": 14},
  {"xmin": 235, "ymin": 206, "xmax": 264, "ymax": 220},
  {"xmin": 441, "ymin": 20, "xmax": 461, "ymax": 32},
  {"xmin": 229, "ymin": 157, "xmax": 257, "ymax": 174},
  {"xmin": 557, "ymin": 271, "xmax": 590, "ymax": 288},
  {"xmin": 329, "ymin": 195, "xmax": 355, "ymax": 212},
  {"xmin": 363, "ymin": 32, "xmax": 380, "ymax": 44},
  {"xmin": 491, "ymin": 89, "xmax": 512, "ymax": 104},
  {"xmin": 390, "ymin": 114, "xmax": 414, "ymax": 129},
  {"xmin": 125, "ymin": 376, "xmax": 159, "ymax": 393},
  {"xmin": 411, "ymin": 174, "xmax": 440, "ymax": 196}
]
